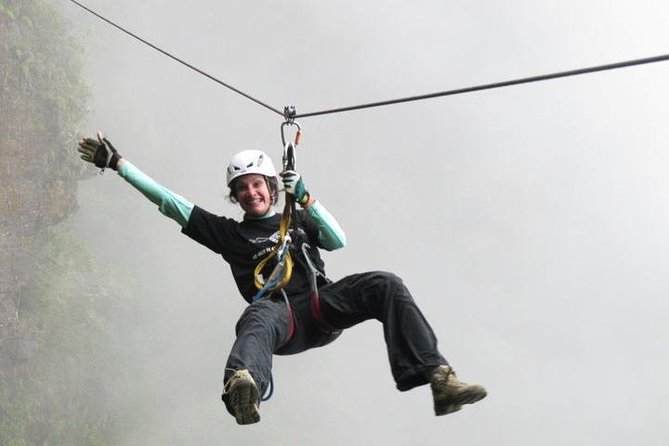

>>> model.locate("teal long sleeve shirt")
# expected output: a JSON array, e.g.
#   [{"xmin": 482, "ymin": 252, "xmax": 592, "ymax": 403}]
[{"xmin": 116, "ymin": 161, "xmax": 346, "ymax": 250}]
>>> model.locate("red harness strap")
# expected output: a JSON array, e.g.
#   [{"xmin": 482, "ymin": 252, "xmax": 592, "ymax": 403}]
[
  {"xmin": 309, "ymin": 291, "xmax": 341, "ymax": 333},
  {"xmin": 286, "ymin": 305, "xmax": 296, "ymax": 341}
]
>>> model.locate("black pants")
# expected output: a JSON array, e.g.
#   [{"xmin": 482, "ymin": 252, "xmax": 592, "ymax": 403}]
[{"xmin": 225, "ymin": 271, "xmax": 447, "ymax": 396}]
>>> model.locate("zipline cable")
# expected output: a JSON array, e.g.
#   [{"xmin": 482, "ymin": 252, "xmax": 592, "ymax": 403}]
[
  {"xmin": 68, "ymin": 0, "xmax": 668, "ymax": 120},
  {"xmin": 294, "ymin": 54, "xmax": 669, "ymax": 118},
  {"xmin": 67, "ymin": 0, "xmax": 284, "ymax": 117}
]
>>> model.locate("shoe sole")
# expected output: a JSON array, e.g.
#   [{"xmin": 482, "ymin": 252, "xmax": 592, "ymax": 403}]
[{"xmin": 229, "ymin": 377, "xmax": 260, "ymax": 425}]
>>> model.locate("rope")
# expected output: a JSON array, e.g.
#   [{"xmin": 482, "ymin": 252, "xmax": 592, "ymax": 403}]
[
  {"xmin": 68, "ymin": 0, "xmax": 669, "ymax": 119},
  {"xmin": 66, "ymin": 0, "xmax": 283, "ymax": 117},
  {"xmin": 294, "ymin": 54, "xmax": 669, "ymax": 118}
]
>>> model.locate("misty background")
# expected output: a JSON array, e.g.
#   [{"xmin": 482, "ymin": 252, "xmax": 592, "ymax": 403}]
[{"xmin": 59, "ymin": 0, "xmax": 669, "ymax": 444}]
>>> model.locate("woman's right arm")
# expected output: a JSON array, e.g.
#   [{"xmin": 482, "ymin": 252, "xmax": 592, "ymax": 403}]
[
  {"xmin": 77, "ymin": 134, "xmax": 194, "ymax": 228},
  {"xmin": 116, "ymin": 158, "xmax": 194, "ymax": 228}
]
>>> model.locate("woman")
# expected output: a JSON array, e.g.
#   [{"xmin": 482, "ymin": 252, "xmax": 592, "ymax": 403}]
[{"xmin": 77, "ymin": 133, "xmax": 487, "ymax": 425}]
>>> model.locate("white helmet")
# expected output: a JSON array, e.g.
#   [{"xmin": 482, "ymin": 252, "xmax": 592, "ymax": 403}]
[{"xmin": 226, "ymin": 150, "xmax": 277, "ymax": 186}]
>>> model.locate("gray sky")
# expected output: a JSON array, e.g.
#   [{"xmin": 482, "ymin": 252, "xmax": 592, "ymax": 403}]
[{"xmin": 65, "ymin": 0, "xmax": 669, "ymax": 444}]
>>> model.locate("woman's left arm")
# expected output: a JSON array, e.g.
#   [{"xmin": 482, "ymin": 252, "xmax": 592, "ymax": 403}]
[{"xmin": 304, "ymin": 199, "xmax": 346, "ymax": 251}]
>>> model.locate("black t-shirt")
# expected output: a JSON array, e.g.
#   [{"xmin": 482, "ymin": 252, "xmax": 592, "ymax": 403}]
[{"xmin": 182, "ymin": 205, "xmax": 326, "ymax": 303}]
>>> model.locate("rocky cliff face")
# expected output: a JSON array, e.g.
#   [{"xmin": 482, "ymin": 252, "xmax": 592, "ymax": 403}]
[
  {"xmin": 0, "ymin": 3, "xmax": 125, "ymax": 443},
  {"xmin": 0, "ymin": 0, "xmax": 89, "ymax": 360}
]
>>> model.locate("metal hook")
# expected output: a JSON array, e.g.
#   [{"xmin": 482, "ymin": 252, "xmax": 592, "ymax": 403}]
[{"xmin": 283, "ymin": 142, "xmax": 296, "ymax": 171}]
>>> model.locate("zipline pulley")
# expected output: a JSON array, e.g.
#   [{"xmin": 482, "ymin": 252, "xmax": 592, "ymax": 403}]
[{"xmin": 281, "ymin": 105, "xmax": 302, "ymax": 148}]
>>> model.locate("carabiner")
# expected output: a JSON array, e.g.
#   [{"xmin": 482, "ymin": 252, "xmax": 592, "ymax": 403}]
[{"xmin": 283, "ymin": 142, "xmax": 296, "ymax": 172}]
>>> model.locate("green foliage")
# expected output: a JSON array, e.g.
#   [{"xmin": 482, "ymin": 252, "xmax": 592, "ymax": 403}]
[
  {"xmin": 1, "ymin": 0, "xmax": 90, "ymax": 228},
  {"xmin": 0, "ymin": 2, "xmax": 149, "ymax": 444},
  {"xmin": 0, "ymin": 0, "xmax": 87, "ymax": 126},
  {"xmin": 0, "ymin": 226, "xmax": 142, "ymax": 446}
]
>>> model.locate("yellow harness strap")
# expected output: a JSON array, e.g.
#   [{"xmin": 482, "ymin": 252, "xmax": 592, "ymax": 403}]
[
  {"xmin": 253, "ymin": 125, "xmax": 300, "ymax": 297},
  {"xmin": 253, "ymin": 201, "xmax": 294, "ymax": 293}
]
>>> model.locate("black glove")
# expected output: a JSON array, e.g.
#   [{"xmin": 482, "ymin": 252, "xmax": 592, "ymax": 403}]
[{"xmin": 77, "ymin": 132, "xmax": 122, "ymax": 170}]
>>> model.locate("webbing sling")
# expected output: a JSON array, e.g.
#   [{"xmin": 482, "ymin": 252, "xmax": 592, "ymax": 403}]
[
  {"xmin": 252, "ymin": 140, "xmax": 298, "ymax": 300},
  {"xmin": 298, "ymin": 243, "xmax": 342, "ymax": 334}
]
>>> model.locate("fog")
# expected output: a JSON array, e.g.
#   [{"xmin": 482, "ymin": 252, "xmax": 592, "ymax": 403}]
[{"xmin": 64, "ymin": 0, "xmax": 669, "ymax": 444}]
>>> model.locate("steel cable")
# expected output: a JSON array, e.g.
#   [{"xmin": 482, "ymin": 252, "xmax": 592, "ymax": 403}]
[{"xmin": 68, "ymin": 0, "xmax": 668, "ymax": 120}]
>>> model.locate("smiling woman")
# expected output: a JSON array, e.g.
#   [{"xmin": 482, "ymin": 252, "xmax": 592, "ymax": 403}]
[
  {"xmin": 61, "ymin": 0, "xmax": 669, "ymax": 442},
  {"xmin": 226, "ymin": 150, "xmax": 280, "ymax": 216},
  {"xmin": 76, "ymin": 132, "xmax": 487, "ymax": 425},
  {"xmin": 233, "ymin": 174, "xmax": 274, "ymax": 216}
]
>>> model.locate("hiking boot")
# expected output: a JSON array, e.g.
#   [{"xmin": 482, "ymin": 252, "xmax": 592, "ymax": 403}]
[
  {"xmin": 430, "ymin": 365, "xmax": 487, "ymax": 415},
  {"xmin": 222, "ymin": 369, "xmax": 260, "ymax": 425}
]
